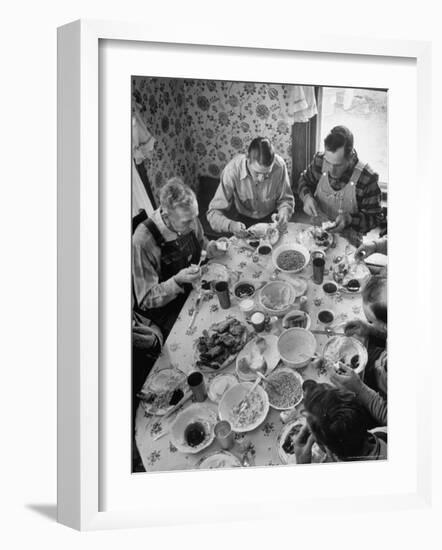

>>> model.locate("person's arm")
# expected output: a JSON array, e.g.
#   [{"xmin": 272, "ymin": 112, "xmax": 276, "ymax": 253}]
[
  {"xmin": 132, "ymin": 237, "xmax": 184, "ymax": 311},
  {"xmin": 275, "ymin": 160, "xmax": 295, "ymax": 218},
  {"xmin": 206, "ymin": 164, "xmax": 237, "ymax": 233},
  {"xmin": 356, "ymin": 383, "xmax": 388, "ymax": 427},
  {"xmin": 350, "ymin": 171, "xmax": 383, "ymax": 233},
  {"xmin": 297, "ymin": 153, "xmax": 322, "ymax": 202}
]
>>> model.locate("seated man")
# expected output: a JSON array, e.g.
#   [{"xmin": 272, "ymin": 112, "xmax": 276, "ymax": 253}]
[
  {"xmin": 207, "ymin": 137, "xmax": 295, "ymax": 237},
  {"xmin": 132, "ymin": 177, "xmax": 225, "ymax": 339},
  {"xmin": 298, "ymin": 126, "xmax": 382, "ymax": 239},
  {"xmin": 293, "ymin": 380, "xmax": 387, "ymax": 464}
]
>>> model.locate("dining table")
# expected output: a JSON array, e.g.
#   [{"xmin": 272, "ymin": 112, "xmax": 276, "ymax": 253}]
[{"xmin": 134, "ymin": 222, "xmax": 368, "ymax": 472}]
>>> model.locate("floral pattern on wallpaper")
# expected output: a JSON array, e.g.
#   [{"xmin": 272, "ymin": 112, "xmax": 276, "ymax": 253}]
[{"xmin": 132, "ymin": 77, "xmax": 310, "ymax": 203}]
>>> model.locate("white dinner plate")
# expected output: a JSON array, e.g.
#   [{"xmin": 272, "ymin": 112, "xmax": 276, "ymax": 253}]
[{"xmin": 236, "ymin": 335, "xmax": 280, "ymax": 381}]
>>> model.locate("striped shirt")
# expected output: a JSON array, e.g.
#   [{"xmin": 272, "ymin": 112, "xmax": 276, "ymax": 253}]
[
  {"xmin": 297, "ymin": 151, "xmax": 383, "ymax": 233},
  {"xmin": 132, "ymin": 208, "xmax": 208, "ymax": 311},
  {"xmin": 207, "ymin": 154, "xmax": 295, "ymax": 233}
]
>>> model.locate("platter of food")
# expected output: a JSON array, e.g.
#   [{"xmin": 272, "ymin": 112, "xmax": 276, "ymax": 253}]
[
  {"xmin": 277, "ymin": 418, "xmax": 327, "ymax": 465},
  {"xmin": 170, "ymin": 403, "xmax": 218, "ymax": 454},
  {"xmin": 272, "ymin": 243, "xmax": 310, "ymax": 274},
  {"xmin": 264, "ymin": 367, "xmax": 304, "ymax": 410},
  {"xmin": 333, "ymin": 260, "xmax": 370, "ymax": 293},
  {"xmin": 246, "ymin": 223, "xmax": 280, "ymax": 247},
  {"xmin": 195, "ymin": 318, "xmax": 252, "ymax": 372},
  {"xmin": 218, "ymin": 382, "xmax": 269, "ymax": 433},
  {"xmin": 236, "ymin": 335, "xmax": 280, "ymax": 381},
  {"xmin": 282, "ymin": 309, "xmax": 311, "ymax": 330},
  {"xmin": 139, "ymin": 368, "xmax": 187, "ymax": 416},
  {"xmin": 196, "ymin": 450, "xmax": 242, "ymax": 470},
  {"xmin": 323, "ymin": 335, "xmax": 368, "ymax": 375}
]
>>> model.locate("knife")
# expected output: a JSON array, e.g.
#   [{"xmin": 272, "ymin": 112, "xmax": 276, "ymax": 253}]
[{"xmin": 188, "ymin": 290, "xmax": 203, "ymax": 329}]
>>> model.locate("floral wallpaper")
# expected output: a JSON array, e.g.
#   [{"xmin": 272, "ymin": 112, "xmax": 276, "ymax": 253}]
[{"xmin": 132, "ymin": 77, "xmax": 313, "ymax": 204}]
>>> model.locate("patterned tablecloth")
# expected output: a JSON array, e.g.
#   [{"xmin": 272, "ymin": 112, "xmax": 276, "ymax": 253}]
[{"xmin": 135, "ymin": 223, "xmax": 367, "ymax": 471}]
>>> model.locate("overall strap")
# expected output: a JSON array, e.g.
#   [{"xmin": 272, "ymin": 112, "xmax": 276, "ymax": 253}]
[
  {"xmin": 349, "ymin": 161, "xmax": 366, "ymax": 185},
  {"xmin": 145, "ymin": 218, "xmax": 166, "ymax": 248}
]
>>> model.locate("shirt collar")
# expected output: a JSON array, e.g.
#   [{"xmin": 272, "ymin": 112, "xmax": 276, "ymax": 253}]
[
  {"xmin": 151, "ymin": 208, "xmax": 179, "ymax": 240},
  {"xmin": 239, "ymin": 155, "xmax": 250, "ymax": 181}
]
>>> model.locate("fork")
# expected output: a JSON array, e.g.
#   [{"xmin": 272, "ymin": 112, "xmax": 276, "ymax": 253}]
[{"xmin": 237, "ymin": 377, "xmax": 261, "ymax": 414}]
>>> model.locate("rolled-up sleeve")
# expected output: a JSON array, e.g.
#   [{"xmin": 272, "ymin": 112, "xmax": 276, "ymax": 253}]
[
  {"xmin": 206, "ymin": 166, "xmax": 236, "ymax": 233},
  {"xmin": 276, "ymin": 161, "xmax": 295, "ymax": 216},
  {"xmin": 132, "ymin": 233, "xmax": 183, "ymax": 311}
]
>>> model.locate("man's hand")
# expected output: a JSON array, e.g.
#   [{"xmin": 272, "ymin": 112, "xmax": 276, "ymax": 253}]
[
  {"xmin": 206, "ymin": 240, "xmax": 227, "ymax": 259},
  {"xmin": 355, "ymin": 241, "xmax": 377, "ymax": 261},
  {"xmin": 330, "ymin": 363, "xmax": 363, "ymax": 394},
  {"xmin": 328, "ymin": 212, "xmax": 352, "ymax": 233},
  {"xmin": 229, "ymin": 221, "xmax": 248, "ymax": 238},
  {"xmin": 344, "ymin": 319, "xmax": 372, "ymax": 340},
  {"xmin": 293, "ymin": 424, "xmax": 315, "ymax": 464},
  {"xmin": 274, "ymin": 208, "xmax": 290, "ymax": 231},
  {"xmin": 174, "ymin": 266, "xmax": 201, "ymax": 286},
  {"xmin": 302, "ymin": 195, "xmax": 319, "ymax": 218}
]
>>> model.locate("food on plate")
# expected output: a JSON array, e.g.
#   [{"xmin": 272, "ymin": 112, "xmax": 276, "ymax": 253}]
[
  {"xmin": 323, "ymin": 336, "xmax": 367, "ymax": 375},
  {"xmin": 266, "ymin": 370, "xmax": 303, "ymax": 409},
  {"xmin": 257, "ymin": 244, "xmax": 272, "ymax": 255},
  {"xmin": 249, "ymin": 240, "xmax": 260, "ymax": 248},
  {"xmin": 169, "ymin": 388, "xmax": 184, "ymax": 406},
  {"xmin": 281, "ymin": 422, "xmax": 303, "ymax": 454},
  {"xmin": 229, "ymin": 388, "xmax": 266, "ymax": 429},
  {"xmin": 283, "ymin": 311, "xmax": 308, "ymax": 329},
  {"xmin": 184, "ymin": 421, "xmax": 206, "ymax": 447},
  {"xmin": 197, "ymin": 451, "xmax": 241, "ymax": 469},
  {"xmin": 276, "ymin": 250, "xmax": 306, "ymax": 271},
  {"xmin": 201, "ymin": 279, "xmax": 211, "ymax": 290},
  {"xmin": 140, "ymin": 369, "xmax": 186, "ymax": 414},
  {"xmin": 237, "ymin": 344, "xmax": 267, "ymax": 376},
  {"xmin": 196, "ymin": 318, "xmax": 250, "ymax": 370},
  {"xmin": 312, "ymin": 226, "xmax": 332, "ymax": 248},
  {"xmin": 234, "ymin": 282, "xmax": 256, "ymax": 299}
]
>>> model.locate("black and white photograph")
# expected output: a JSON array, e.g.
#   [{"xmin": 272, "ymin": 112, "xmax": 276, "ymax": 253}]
[{"xmin": 131, "ymin": 77, "xmax": 388, "ymax": 473}]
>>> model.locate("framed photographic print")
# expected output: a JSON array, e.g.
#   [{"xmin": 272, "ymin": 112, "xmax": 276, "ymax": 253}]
[{"xmin": 57, "ymin": 19, "xmax": 432, "ymax": 530}]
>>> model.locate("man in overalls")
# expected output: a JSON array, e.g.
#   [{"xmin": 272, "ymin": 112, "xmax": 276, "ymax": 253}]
[
  {"xmin": 132, "ymin": 177, "xmax": 226, "ymax": 341},
  {"xmin": 207, "ymin": 137, "xmax": 295, "ymax": 238},
  {"xmin": 297, "ymin": 126, "xmax": 382, "ymax": 240}
]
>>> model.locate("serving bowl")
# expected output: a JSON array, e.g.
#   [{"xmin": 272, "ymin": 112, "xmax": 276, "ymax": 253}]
[
  {"xmin": 258, "ymin": 280, "xmax": 296, "ymax": 317},
  {"xmin": 322, "ymin": 335, "xmax": 368, "ymax": 376},
  {"xmin": 218, "ymin": 382, "xmax": 269, "ymax": 433},
  {"xmin": 277, "ymin": 328, "xmax": 317, "ymax": 368},
  {"xmin": 264, "ymin": 367, "xmax": 304, "ymax": 410},
  {"xmin": 272, "ymin": 243, "xmax": 310, "ymax": 274}
]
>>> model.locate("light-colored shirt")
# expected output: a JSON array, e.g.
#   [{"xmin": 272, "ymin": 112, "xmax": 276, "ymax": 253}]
[
  {"xmin": 132, "ymin": 208, "xmax": 207, "ymax": 311},
  {"xmin": 207, "ymin": 154, "xmax": 295, "ymax": 233}
]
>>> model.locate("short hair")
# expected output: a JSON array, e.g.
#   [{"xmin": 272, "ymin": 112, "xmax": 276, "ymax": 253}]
[
  {"xmin": 324, "ymin": 126, "xmax": 354, "ymax": 158},
  {"xmin": 303, "ymin": 380, "xmax": 370, "ymax": 460},
  {"xmin": 248, "ymin": 137, "xmax": 275, "ymax": 167},
  {"xmin": 159, "ymin": 177, "xmax": 197, "ymax": 213},
  {"xmin": 362, "ymin": 275, "xmax": 387, "ymax": 324}
]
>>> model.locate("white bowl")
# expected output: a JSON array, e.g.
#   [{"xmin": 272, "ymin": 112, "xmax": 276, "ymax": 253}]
[
  {"xmin": 282, "ymin": 309, "xmax": 311, "ymax": 330},
  {"xmin": 272, "ymin": 243, "xmax": 310, "ymax": 274},
  {"xmin": 258, "ymin": 280, "xmax": 296, "ymax": 317},
  {"xmin": 170, "ymin": 403, "xmax": 218, "ymax": 454},
  {"xmin": 277, "ymin": 328, "xmax": 317, "ymax": 368},
  {"xmin": 265, "ymin": 367, "xmax": 304, "ymax": 410},
  {"xmin": 236, "ymin": 335, "xmax": 280, "ymax": 381},
  {"xmin": 218, "ymin": 382, "xmax": 269, "ymax": 433}
]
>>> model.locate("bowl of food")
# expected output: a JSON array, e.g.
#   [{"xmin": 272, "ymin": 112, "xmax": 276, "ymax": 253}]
[
  {"xmin": 277, "ymin": 328, "xmax": 317, "ymax": 368},
  {"xmin": 264, "ymin": 367, "xmax": 304, "ymax": 410},
  {"xmin": 233, "ymin": 279, "xmax": 256, "ymax": 300},
  {"xmin": 170, "ymin": 403, "xmax": 218, "ymax": 454},
  {"xmin": 322, "ymin": 335, "xmax": 368, "ymax": 376},
  {"xmin": 258, "ymin": 280, "xmax": 296, "ymax": 316},
  {"xmin": 196, "ymin": 450, "xmax": 242, "ymax": 469},
  {"xmin": 273, "ymin": 243, "xmax": 310, "ymax": 274},
  {"xmin": 282, "ymin": 309, "xmax": 311, "ymax": 330},
  {"xmin": 218, "ymin": 382, "xmax": 269, "ymax": 433}
]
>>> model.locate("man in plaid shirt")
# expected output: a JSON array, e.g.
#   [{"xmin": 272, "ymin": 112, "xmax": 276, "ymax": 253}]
[{"xmin": 297, "ymin": 126, "xmax": 383, "ymax": 236}]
